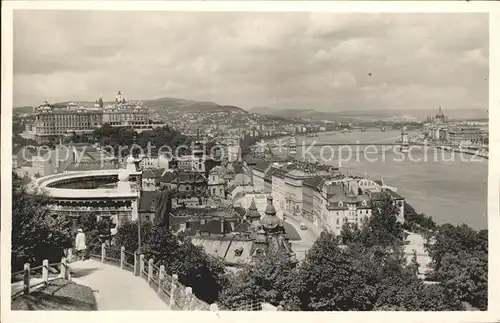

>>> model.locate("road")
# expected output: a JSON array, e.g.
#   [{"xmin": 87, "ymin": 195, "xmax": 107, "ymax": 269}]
[{"xmin": 285, "ymin": 213, "xmax": 321, "ymax": 262}]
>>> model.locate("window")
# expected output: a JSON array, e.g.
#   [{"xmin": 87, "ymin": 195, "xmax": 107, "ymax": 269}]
[{"xmin": 234, "ymin": 247, "xmax": 244, "ymax": 257}]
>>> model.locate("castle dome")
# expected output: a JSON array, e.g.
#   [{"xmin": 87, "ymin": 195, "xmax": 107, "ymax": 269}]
[{"xmin": 435, "ymin": 106, "xmax": 445, "ymax": 119}]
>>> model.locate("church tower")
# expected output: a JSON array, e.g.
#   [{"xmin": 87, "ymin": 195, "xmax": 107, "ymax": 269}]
[{"xmin": 192, "ymin": 130, "xmax": 205, "ymax": 173}]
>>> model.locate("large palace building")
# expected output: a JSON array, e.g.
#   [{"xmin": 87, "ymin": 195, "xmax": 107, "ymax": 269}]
[{"xmin": 34, "ymin": 91, "xmax": 151, "ymax": 144}]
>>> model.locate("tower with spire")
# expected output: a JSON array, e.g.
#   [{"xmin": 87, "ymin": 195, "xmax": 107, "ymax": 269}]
[
  {"xmin": 245, "ymin": 198, "xmax": 262, "ymax": 229},
  {"xmin": 260, "ymin": 194, "xmax": 284, "ymax": 234}
]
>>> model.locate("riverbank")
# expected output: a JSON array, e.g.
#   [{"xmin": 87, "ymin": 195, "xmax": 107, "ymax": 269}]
[
  {"xmin": 435, "ymin": 145, "xmax": 488, "ymax": 159},
  {"xmin": 252, "ymin": 130, "xmax": 487, "ymax": 230}
]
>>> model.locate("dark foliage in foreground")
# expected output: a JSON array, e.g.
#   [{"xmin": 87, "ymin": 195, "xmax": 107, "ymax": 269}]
[
  {"xmin": 114, "ymin": 222, "xmax": 228, "ymax": 304},
  {"xmin": 220, "ymin": 197, "xmax": 486, "ymax": 311},
  {"xmin": 12, "ymin": 173, "xmax": 73, "ymax": 271}
]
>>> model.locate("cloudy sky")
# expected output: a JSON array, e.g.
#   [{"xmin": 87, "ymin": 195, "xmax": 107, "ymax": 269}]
[{"xmin": 14, "ymin": 11, "xmax": 488, "ymax": 111}]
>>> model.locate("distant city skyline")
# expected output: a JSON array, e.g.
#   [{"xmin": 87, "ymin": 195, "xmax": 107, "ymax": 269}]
[{"xmin": 14, "ymin": 11, "xmax": 488, "ymax": 111}]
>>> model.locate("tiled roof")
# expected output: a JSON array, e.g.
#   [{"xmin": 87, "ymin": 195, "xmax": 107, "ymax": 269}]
[
  {"xmin": 191, "ymin": 236, "xmax": 234, "ymax": 261},
  {"xmin": 303, "ymin": 176, "xmax": 323, "ymax": 188},
  {"xmin": 171, "ymin": 204, "xmax": 241, "ymax": 219},
  {"xmin": 369, "ymin": 189, "xmax": 404, "ymax": 201},
  {"xmin": 244, "ymin": 155, "xmax": 258, "ymax": 166},
  {"xmin": 384, "ymin": 189, "xmax": 404, "ymax": 200},
  {"xmin": 142, "ymin": 169, "xmax": 155, "ymax": 179},
  {"xmin": 224, "ymin": 240, "xmax": 254, "ymax": 266},
  {"xmin": 152, "ymin": 168, "xmax": 165, "ymax": 178},
  {"xmin": 160, "ymin": 170, "xmax": 179, "ymax": 183},
  {"xmin": 64, "ymin": 162, "xmax": 118, "ymax": 172},
  {"xmin": 234, "ymin": 206, "xmax": 247, "ymax": 216},
  {"xmin": 253, "ymin": 160, "xmax": 271, "ymax": 173},
  {"xmin": 176, "ymin": 172, "xmax": 205, "ymax": 183},
  {"xmin": 181, "ymin": 219, "xmax": 236, "ymax": 236},
  {"xmin": 209, "ymin": 166, "xmax": 227, "ymax": 176}
]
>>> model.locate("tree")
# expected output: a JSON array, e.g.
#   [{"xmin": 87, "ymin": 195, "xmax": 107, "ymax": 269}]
[
  {"xmin": 113, "ymin": 219, "xmax": 153, "ymax": 252},
  {"xmin": 11, "ymin": 172, "xmax": 73, "ymax": 271},
  {"xmin": 171, "ymin": 241, "xmax": 228, "ymax": 304},
  {"xmin": 408, "ymin": 250, "xmax": 420, "ymax": 276},
  {"xmin": 403, "ymin": 201, "xmax": 436, "ymax": 231},
  {"xmin": 425, "ymin": 224, "xmax": 487, "ymax": 273},
  {"xmin": 436, "ymin": 250, "xmax": 487, "ymax": 310},
  {"xmin": 141, "ymin": 226, "xmax": 228, "ymax": 304},
  {"xmin": 424, "ymin": 224, "xmax": 488, "ymax": 310},
  {"xmin": 294, "ymin": 232, "xmax": 378, "ymax": 311},
  {"xmin": 366, "ymin": 196, "xmax": 405, "ymax": 248},
  {"xmin": 79, "ymin": 213, "xmax": 113, "ymax": 246},
  {"xmin": 218, "ymin": 252, "xmax": 299, "ymax": 309}
]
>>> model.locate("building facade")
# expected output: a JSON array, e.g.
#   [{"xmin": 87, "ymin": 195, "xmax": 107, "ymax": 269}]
[
  {"xmin": 34, "ymin": 102, "xmax": 102, "ymax": 144},
  {"xmin": 34, "ymin": 92, "xmax": 152, "ymax": 144}
]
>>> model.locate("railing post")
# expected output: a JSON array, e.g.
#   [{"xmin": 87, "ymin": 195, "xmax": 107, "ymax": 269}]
[
  {"xmin": 184, "ymin": 287, "xmax": 193, "ymax": 310},
  {"xmin": 120, "ymin": 246, "xmax": 125, "ymax": 269},
  {"xmin": 148, "ymin": 259, "xmax": 153, "ymax": 283},
  {"xmin": 42, "ymin": 259, "xmax": 49, "ymax": 285},
  {"xmin": 133, "ymin": 252, "xmax": 139, "ymax": 276},
  {"xmin": 23, "ymin": 263, "xmax": 30, "ymax": 295},
  {"xmin": 158, "ymin": 265, "xmax": 165, "ymax": 295},
  {"xmin": 140, "ymin": 254, "xmax": 145, "ymax": 278},
  {"xmin": 101, "ymin": 243, "xmax": 106, "ymax": 263},
  {"xmin": 60, "ymin": 258, "xmax": 68, "ymax": 280},
  {"xmin": 68, "ymin": 248, "xmax": 73, "ymax": 263},
  {"xmin": 169, "ymin": 274, "xmax": 178, "ymax": 308}
]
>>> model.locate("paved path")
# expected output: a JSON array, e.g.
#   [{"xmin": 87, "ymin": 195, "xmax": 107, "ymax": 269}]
[{"xmin": 69, "ymin": 259, "xmax": 170, "ymax": 311}]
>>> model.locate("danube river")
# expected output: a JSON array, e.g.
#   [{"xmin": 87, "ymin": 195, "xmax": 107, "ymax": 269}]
[{"xmin": 282, "ymin": 130, "xmax": 487, "ymax": 230}]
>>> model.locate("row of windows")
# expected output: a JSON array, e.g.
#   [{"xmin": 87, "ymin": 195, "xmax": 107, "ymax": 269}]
[{"xmin": 335, "ymin": 215, "xmax": 369, "ymax": 225}]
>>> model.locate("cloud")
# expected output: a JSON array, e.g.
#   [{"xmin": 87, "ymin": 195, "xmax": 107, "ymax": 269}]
[{"xmin": 13, "ymin": 11, "xmax": 488, "ymax": 113}]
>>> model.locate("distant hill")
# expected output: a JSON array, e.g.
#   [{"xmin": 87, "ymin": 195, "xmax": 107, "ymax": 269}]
[
  {"xmin": 16, "ymin": 97, "xmax": 247, "ymax": 115},
  {"xmin": 249, "ymin": 107, "xmax": 488, "ymax": 122},
  {"xmin": 13, "ymin": 106, "xmax": 34, "ymax": 114},
  {"xmin": 143, "ymin": 97, "xmax": 246, "ymax": 114}
]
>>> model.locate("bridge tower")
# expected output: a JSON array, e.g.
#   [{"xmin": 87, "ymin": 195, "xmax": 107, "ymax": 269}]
[
  {"xmin": 289, "ymin": 136, "xmax": 297, "ymax": 158},
  {"xmin": 400, "ymin": 126, "xmax": 409, "ymax": 152}
]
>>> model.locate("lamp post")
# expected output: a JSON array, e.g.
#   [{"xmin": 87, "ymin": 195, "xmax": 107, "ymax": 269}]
[{"xmin": 137, "ymin": 189, "xmax": 142, "ymax": 254}]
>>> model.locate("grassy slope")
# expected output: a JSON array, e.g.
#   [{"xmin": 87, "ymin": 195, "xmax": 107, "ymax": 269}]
[{"xmin": 11, "ymin": 278, "xmax": 97, "ymax": 311}]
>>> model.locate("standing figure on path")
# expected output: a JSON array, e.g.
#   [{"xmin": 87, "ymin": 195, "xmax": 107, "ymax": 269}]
[{"xmin": 75, "ymin": 228, "xmax": 87, "ymax": 261}]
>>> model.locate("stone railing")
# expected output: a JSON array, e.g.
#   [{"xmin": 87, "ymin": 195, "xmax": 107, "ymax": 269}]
[
  {"xmin": 87, "ymin": 244, "xmax": 211, "ymax": 310},
  {"xmin": 86, "ymin": 244, "xmax": 280, "ymax": 311},
  {"xmin": 11, "ymin": 257, "xmax": 71, "ymax": 298}
]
